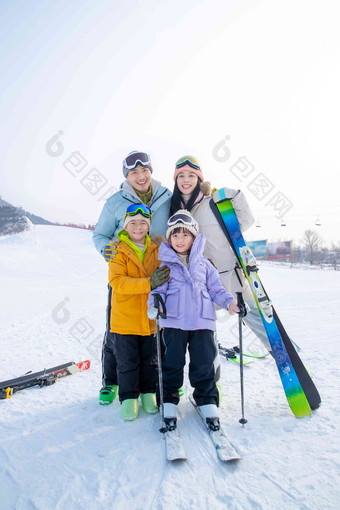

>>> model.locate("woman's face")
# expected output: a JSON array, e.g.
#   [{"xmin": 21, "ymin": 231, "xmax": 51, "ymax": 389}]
[{"xmin": 176, "ymin": 166, "xmax": 198, "ymax": 195}]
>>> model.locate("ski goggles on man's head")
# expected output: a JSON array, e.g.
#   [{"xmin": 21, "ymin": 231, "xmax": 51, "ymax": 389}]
[
  {"xmin": 167, "ymin": 213, "xmax": 197, "ymax": 228},
  {"xmin": 123, "ymin": 152, "xmax": 152, "ymax": 171},
  {"xmin": 175, "ymin": 156, "xmax": 201, "ymax": 171},
  {"xmin": 124, "ymin": 203, "xmax": 152, "ymax": 219}
]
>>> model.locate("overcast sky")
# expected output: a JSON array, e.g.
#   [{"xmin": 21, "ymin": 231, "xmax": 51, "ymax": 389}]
[{"xmin": 1, "ymin": 0, "xmax": 339, "ymax": 245}]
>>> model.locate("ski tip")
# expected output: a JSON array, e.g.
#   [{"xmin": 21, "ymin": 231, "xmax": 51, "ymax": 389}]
[{"xmin": 76, "ymin": 360, "xmax": 91, "ymax": 371}]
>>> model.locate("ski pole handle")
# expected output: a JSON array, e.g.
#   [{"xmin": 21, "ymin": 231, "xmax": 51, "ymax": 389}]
[
  {"xmin": 153, "ymin": 293, "xmax": 167, "ymax": 319},
  {"xmin": 236, "ymin": 292, "xmax": 247, "ymax": 318}
]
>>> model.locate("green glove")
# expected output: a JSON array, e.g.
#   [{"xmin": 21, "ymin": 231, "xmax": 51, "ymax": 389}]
[
  {"xmin": 104, "ymin": 240, "xmax": 118, "ymax": 262},
  {"xmin": 150, "ymin": 266, "xmax": 170, "ymax": 290}
]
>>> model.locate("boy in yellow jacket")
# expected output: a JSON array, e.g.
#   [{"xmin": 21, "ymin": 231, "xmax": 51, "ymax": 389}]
[{"xmin": 108, "ymin": 204, "xmax": 169, "ymax": 421}]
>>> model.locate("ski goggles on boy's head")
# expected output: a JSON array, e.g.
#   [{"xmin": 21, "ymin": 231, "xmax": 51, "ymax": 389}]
[
  {"xmin": 124, "ymin": 203, "xmax": 152, "ymax": 219},
  {"xmin": 175, "ymin": 155, "xmax": 201, "ymax": 171},
  {"xmin": 123, "ymin": 151, "xmax": 152, "ymax": 171}
]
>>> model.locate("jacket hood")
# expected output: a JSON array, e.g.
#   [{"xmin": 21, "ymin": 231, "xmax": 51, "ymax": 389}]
[
  {"xmin": 200, "ymin": 181, "xmax": 211, "ymax": 196},
  {"xmin": 158, "ymin": 234, "xmax": 206, "ymax": 265}
]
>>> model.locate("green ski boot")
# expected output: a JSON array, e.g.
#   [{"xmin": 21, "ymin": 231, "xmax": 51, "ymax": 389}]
[
  {"xmin": 99, "ymin": 385, "xmax": 118, "ymax": 405},
  {"xmin": 121, "ymin": 398, "xmax": 138, "ymax": 421},
  {"xmin": 141, "ymin": 393, "xmax": 158, "ymax": 414},
  {"xmin": 217, "ymin": 382, "xmax": 222, "ymax": 405}
]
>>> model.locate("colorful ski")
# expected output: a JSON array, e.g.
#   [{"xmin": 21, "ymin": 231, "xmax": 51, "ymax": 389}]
[
  {"xmin": 189, "ymin": 395, "xmax": 241, "ymax": 462},
  {"xmin": 210, "ymin": 189, "xmax": 321, "ymax": 417},
  {"xmin": 164, "ymin": 427, "xmax": 187, "ymax": 461}
]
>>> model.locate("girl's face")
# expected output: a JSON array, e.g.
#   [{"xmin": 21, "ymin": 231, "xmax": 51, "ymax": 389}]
[
  {"xmin": 176, "ymin": 167, "xmax": 198, "ymax": 195},
  {"xmin": 169, "ymin": 228, "xmax": 195, "ymax": 255}
]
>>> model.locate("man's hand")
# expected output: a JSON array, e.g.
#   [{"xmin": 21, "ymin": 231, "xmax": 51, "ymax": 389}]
[{"xmin": 104, "ymin": 240, "xmax": 118, "ymax": 262}]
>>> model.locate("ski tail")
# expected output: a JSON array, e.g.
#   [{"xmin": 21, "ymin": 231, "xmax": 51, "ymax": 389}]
[{"xmin": 272, "ymin": 309, "xmax": 321, "ymax": 410}]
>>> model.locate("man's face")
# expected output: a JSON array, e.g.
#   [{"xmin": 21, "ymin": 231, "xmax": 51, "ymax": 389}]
[{"xmin": 126, "ymin": 165, "xmax": 152, "ymax": 194}]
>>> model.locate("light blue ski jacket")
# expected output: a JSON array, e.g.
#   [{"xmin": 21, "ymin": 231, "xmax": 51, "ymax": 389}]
[{"xmin": 93, "ymin": 178, "xmax": 172, "ymax": 257}]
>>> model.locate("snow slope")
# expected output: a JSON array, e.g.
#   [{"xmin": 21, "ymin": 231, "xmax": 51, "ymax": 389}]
[{"xmin": 0, "ymin": 226, "xmax": 339, "ymax": 510}]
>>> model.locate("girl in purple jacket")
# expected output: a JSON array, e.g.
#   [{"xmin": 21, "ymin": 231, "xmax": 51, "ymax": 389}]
[{"xmin": 148, "ymin": 210, "xmax": 239, "ymax": 431}]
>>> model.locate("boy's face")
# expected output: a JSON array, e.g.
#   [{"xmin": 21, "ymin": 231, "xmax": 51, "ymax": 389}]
[
  {"xmin": 125, "ymin": 218, "xmax": 149, "ymax": 244},
  {"xmin": 169, "ymin": 228, "xmax": 195, "ymax": 255},
  {"xmin": 126, "ymin": 165, "xmax": 152, "ymax": 194}
]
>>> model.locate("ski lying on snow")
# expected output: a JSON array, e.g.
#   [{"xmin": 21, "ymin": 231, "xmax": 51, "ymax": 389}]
[
  {"xmin": 189, "ymin": 395, "xmax": 241, "ymax": 462},
  {"xmin": 0, "ymin": 360, "xmax": 91, "ymax": 399},
  {"xmin": 232, "ymin": 345, "xmax": 270, "ymax": 359},
  {"xmin": 218, "ymin": 345, "xmax": 254, "ymax": 365}
]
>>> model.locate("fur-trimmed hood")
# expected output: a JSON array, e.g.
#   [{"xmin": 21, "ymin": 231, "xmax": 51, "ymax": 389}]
[
  {"xmin": 200, "ymin": 181, "xmax": 212, "ymax": 196},
  {"xmin": 150, "ymin": 233, "xmax": 166, "ymax": 246}
]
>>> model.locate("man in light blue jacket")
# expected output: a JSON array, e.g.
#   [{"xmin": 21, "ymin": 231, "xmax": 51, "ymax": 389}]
[{"xmin": 93, "ymin": 151, "xmax": 172, "ymax": 405}]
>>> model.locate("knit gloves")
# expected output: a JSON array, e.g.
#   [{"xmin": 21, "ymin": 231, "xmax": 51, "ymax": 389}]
[{"xmin": 150, "ymin": 266, "xmax": 170, "ymax": 290}]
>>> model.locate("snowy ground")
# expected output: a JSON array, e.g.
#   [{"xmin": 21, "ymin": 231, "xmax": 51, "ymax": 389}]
[{"xmin": 0, "ymin": 226, "xmax": 339, "ymax": 510}]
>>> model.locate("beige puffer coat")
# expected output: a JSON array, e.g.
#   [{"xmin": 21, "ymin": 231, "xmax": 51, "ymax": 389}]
[{"xmin": 190, "ymin": 182, "xmax": 255, "ymax": 300}]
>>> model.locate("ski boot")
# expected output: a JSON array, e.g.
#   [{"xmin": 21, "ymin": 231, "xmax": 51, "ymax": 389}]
[
  {"xmin": 121, "ymin": 398, "xmax": 138, "ymax": 421},
  {"xmin": 99, "ymin": 385, "xmax": 118, "ymax": 405},
  {"xmin": 216, "ymin": 382, "xmax": 222, "ymax": 405},
  {"xmin": 141, "ymin": 393, "xmax": 158, "ymax": 414},
  {"xmin": 199, "ymin": 404, "xmax": 220, "ymax": 431}
]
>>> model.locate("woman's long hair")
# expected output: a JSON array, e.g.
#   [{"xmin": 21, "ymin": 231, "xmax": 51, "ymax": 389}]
[{"xmin": 170, "ymin": 178, "xmax": 202, "ymax": 215}]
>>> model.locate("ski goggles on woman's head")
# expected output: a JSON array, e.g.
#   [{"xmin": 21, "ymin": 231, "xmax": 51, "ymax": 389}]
[
  {"xmin": 123, "ymin": 151, "xmax": 152, "ymax": 171},
  {"xmin": 175, "ymin": 156, "xmax": 201, "ymax": 171},
  {"xmin": 167, "ymin": 213, "xmax": 197, "ymax": 228},
  {"xmin": 124, "ymin": 203, "xmax": 152, "ymax": 219}
]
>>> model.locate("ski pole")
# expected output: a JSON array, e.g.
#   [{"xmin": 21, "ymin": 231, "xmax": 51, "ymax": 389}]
[
  {"xmin": 236, "ymin": 292, "xmax": 248, "ymax": 426},
  {"xmin": 153, "ymin": 293, "xmax": 167, "ymax": 433}
]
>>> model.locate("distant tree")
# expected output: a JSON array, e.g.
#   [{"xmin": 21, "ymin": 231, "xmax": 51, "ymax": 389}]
[{"xmin": 301, "ymin": 229, "xmax": 323, "ymax": 264}]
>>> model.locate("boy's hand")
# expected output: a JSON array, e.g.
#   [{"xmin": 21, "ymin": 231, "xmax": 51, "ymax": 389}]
[
  {"xmin": 104, "ymin": 239, "xmax": 118, "ymax": 262},
  {"xmin": 150, "ymin": 265, "xmax": 170, "ymax": 290},
  {"xmin": 228, "ymin": 301, "xmax": 240, "ymax": 315}
]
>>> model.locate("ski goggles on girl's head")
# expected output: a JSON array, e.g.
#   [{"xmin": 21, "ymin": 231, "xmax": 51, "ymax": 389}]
[
  {"xmin": 124, "ymin": 203, "xmax": 152, "ymax": 219},
  {"xmin": 175, "ymin": 156, "xmax": 201, "ymax": 171},
  {"xmin": 123, "ymin": 151, "xmax": 152, "ymax": 171},
  {"xmin": 167, "ymin": 213, "xmax": 197, "ymax": 229}
]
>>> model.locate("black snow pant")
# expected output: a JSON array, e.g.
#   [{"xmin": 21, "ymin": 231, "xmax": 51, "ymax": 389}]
[
  {"xmin": 101, "ymin": 284, "xmax": 118, "ymax": 387},
  {"xmin": 160, "ymin": 328, "xmax": 219, "ymax": 407},
  {"xmin": 113, "ymin": 333, "xmax": 158, "ymax": 402}
]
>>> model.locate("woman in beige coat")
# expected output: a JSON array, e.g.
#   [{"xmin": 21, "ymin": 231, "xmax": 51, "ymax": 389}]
[{"xmin": 170, "ymin": 155, "xmax": 271, "ymax": 352}]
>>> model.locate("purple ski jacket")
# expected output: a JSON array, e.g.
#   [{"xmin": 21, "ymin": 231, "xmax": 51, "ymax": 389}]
[{"xmin": 148, "ymin": 234, "xmax": 234, "ymax": 331}]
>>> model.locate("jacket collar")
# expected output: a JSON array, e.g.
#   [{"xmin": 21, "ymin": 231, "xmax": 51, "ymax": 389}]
[{"xmin": 120, "ymin": 178, "xmax": 162, "ymax": 200}]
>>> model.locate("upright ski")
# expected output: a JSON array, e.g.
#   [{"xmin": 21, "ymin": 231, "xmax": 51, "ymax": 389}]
[
  {"xmin": 189, "ymin": 395, "xmax": 241, "ymax": 462},
  {"xmin": 210, "ymin": 189, "xmax": 321, "ymax": 417}
]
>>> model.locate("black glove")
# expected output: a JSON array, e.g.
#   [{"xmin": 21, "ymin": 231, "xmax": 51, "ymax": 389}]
[{"xmin": 150, "ymin": 266, "xmax": 170, "ymax": 290}]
